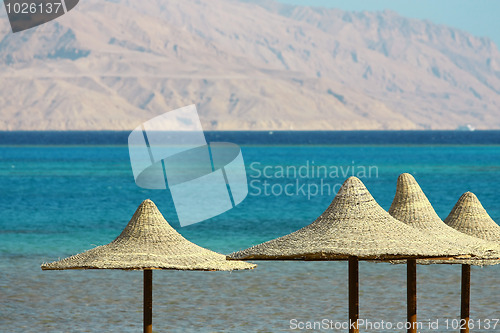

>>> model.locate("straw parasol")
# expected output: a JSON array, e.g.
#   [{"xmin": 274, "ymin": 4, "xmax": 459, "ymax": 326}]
[
  {"xmin": 444, "ymin": 191, "xmax": 500, "ymax": 332},
  {"xmin": 42, "ymin": 199, "xmax": 255, "ymax": 333},
  {"xmin": 388, "ymin": 173, "xmax": 500, "ymax": 333},
  {"xmin": 229, "ymin": 176, "xmax": 468, "ymax": 333},
  {"xmin": 445, "ymin": 192, "xmax": 500, "ymax": 244},
  {"xmin": 388, "ymin": 173, "xmax": 500, "ymax": 257}
]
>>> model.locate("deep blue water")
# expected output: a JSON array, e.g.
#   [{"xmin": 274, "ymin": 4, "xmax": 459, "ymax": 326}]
[
  {"xmin": 1, "ymin": 131, "xmax": 499, "ymax": 332},
  {"xmin": 1, "ymin": 130, "xmax": 500, "ymax": 145}
]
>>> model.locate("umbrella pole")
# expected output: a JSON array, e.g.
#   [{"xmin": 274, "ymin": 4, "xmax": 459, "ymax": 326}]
[
  {"xmin": 407, "ymin": 259, "xmax": 417, "ymax": 333},
  {"xmin": 460, "ymin": 264, "xmax": 471, "ymax": 333},
  {"xmin": 348, "ymin": 256, "xmax": 359, "ymax": 333},
  {"xmin": 144, "ymin": 269, "xmax": 153, "ymax": 333}
]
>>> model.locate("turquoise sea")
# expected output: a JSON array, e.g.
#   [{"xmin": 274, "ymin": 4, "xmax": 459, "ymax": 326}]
[{"xmin": 1, "ymin": 131, "xmax": 499, "ymax": 332}]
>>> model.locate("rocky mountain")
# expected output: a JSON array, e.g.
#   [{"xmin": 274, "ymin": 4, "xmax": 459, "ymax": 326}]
[{"xmin": 0, "ymin": 0, "xmax": 499, "ymax": 130}]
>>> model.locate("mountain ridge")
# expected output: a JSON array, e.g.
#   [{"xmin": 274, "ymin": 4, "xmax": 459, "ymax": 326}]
[{"xmin": 0, "ymin": 0, "xmax": 499, "ymax": 130}]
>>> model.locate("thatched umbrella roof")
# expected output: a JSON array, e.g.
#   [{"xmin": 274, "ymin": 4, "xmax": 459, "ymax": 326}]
[
  {"xmin": 229, "ymin": 177, "xmax": 469, "ymax": 261},
  {"xmin": 388, "ymin": 173, "xmax": 500, "ymax": 259},
  {"xmin": 445, "ymin": 192, "xmax": 500, "ymax": 244},
  {"xmin": 42, "ymin": 199, "xmax": 255, "ymax": 333},
  {"xmin": 42, "ymin": 199, "xmax": 255, "ymax": 271}
]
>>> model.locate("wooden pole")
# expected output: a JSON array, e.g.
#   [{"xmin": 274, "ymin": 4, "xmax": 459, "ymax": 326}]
[
  {"xmin": 407, "ymin": 259, "xmax": 417, "ymax": 333},
  {"xmin": 144, "ymin": 269, "xmax": 153, "ymax": 333},
  {"xmin": 348, "ymin": 256, "xmax": 359, "ymax": 333},
  {"xmin": 460, "ymin": 264, "xmax": 471, "ymax": 333}
]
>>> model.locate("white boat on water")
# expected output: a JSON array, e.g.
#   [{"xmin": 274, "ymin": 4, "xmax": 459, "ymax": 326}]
[{"xmin": 456, "ymin": 124, "xmax": 475, "ymax": 131}]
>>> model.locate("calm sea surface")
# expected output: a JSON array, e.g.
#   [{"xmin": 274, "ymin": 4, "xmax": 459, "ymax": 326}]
[{"xmin": 1, "ymin": 131, "xmax": 499, "ymax": 332}]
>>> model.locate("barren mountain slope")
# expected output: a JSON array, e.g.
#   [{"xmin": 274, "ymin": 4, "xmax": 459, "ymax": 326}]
[{"xmin": 0, "ymin": 0, "xmax": 499, "ymax": 130}]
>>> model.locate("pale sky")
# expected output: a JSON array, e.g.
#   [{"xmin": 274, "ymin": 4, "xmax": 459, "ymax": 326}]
[{"xmin": 275, "ymin": 0, "xmax": 500, "ymax": 49}]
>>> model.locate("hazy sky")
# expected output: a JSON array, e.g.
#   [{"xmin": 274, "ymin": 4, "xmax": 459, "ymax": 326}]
[{"xmin": 276, "ymin": 0, "xmax": 500, "ymax": 49}]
